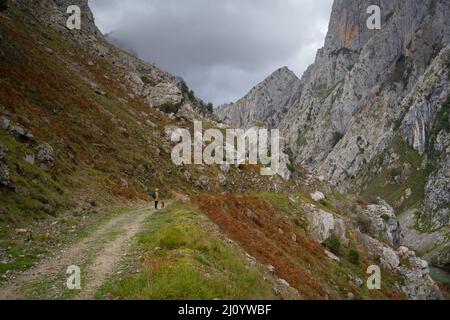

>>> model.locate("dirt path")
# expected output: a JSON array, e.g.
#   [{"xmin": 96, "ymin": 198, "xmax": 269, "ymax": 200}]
[{"xmin": 0, "ymin": 206, "xmax": 156, "ymax": 300}]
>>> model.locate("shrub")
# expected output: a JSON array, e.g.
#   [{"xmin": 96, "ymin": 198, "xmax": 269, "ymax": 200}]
[
  {"xmin": 286, "ymin": 162, "xmax": 295, "ymax": 173},
  {"xmin": 331, "ymin": 132, "xmax": 344, "ymax": 147},
  {"xmin": 180, "ymin": 80, "xmax": 195, "ymax": 100},
  {"xmin": 206, "ymin": 103, "xmax": 213, "ymax": 113},
  {"xmin": 324, "ymin": 234, "xmax": 341, "ymax": 255},
  {"xmin": 348, "ymin": 248, "xmax": 360, "ymax": 265},
  {"xmin": 157, "ymin": 101, "xmax": 180, "ymax": 114},
  {"xmin": 141, "ymin": 76, "xmax": 157, "ymax": 86}
]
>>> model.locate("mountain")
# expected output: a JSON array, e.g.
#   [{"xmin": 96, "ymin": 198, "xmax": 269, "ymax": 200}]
[
  {"xmin": 215, "ymin": 0, "xmax": 450, "ymax": 271},
  {"xmin": 0, "ymin": 0, "xmax": 447, "ymax": 300},
  {"xmin": 216, "ymin": 67, "xmax": 301, "ymax": 129}
]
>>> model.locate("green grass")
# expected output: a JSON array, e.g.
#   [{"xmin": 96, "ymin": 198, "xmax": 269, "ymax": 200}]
[
  {"xmin": 0, "ymin": 241, "xmax": 46, "ymax": 277},
  {"xmin": 324, "ymin": 235, "xmax": 341, "ymax": 255},
  {"xmin": 360, "ymin": 135, "xmax": 428, "ymax": 212},
  {"xmin": 95, "ymin": 204, "xmax": 275, "ymax": 300},
  {"xmin": 140, "ymin": 76, "xmax": 158, "ymax": 87}
]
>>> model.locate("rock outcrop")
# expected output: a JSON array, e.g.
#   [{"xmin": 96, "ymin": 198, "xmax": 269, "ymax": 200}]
[
  {"xmin": 302, "ymin": 204, "xmax": 347, "ymax": 245},
  {"xmin": 361, "ymin": 200, "xmax": 402, "ymax": 247},
  {"xmin": 357, "ymin": 232, "xmax": 443, "ymax": 300}
]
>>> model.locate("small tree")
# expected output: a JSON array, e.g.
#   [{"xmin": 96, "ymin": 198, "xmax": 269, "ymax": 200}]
[
  {"xmin": 324, "ymin": 234, "xmax": 341, "ymax": 255},
  {"xmin": 348, "ymin": 248, "xmax": 360, "ymax": 265},
  {"xmin": 0, "ymin": 0, "xmax": 7, "ymax": 12}
]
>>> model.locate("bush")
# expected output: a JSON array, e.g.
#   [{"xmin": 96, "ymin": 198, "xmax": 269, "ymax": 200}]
[
  {"xmin": 332, "ymin": 132, "xmax": 344, "ymax": 147},
  {"xmin": 324, "ymin": 234, "xmax": 341, "ymax": 255},
  {"xmin": 157, "ymin": 101, "xmax": 180, "ymax": 114},
  {"xmin": 286, "ymin": 162, "xmax": 295, "ymax": 173},
  {"xmin": 141, "ymin": 76, "xmax": 157, "ymax": 86},
  {"xmin": 0, "ymin": 0, "xmax": 7, "ymax": 12},
  {"xmin": 348, "ymin": 248, "xmax": 360, "ymax": 265},
  {"xmin": 206, "ymin": 103, "xmax": 213, "ymax": 113}
]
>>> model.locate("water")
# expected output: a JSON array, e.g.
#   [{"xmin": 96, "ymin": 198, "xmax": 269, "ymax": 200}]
[{"xmin": 429, "ymin": 267, "xmax": 450, "ymax": 285}]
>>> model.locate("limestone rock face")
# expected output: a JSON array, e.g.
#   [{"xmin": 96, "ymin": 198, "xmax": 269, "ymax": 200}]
[
  {"xmin": 422, "ymin": 130, "xmax": 450, "ymax": 230},
  {"xmin": 362, "ymin": 200, "xmax": 402, "ymax": 247},
  {"xmin": 302, "ymin": 205, "xmax": 347, "ymax": 245},
  {"xmin": 215, "ymin": 67, "xmax": 301, "ymax": 129},
  {"xmin": 357, "ymin": 232, "xmax": 443, "ymax": 300}
]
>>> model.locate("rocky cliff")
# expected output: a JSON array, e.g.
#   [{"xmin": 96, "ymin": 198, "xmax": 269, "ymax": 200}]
[
  {"xmin": 216, "ymin": 0, "xmax": 450, "ymax": 269},
  {"xmin": 216, "ymin": 67, "xmax": 301, "ymax": 129}
]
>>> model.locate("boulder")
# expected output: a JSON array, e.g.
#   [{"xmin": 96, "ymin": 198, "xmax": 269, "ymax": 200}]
[
  {"xmin": 183, "ymin": 170, "xmax": 192, "ymax": 182},
  {"xmin": 0, "ymin": 163, "xmax": 14, "ymax": 190},
  {"xmin": 381, "ymin": 247, "xmax": 400, "ymax": 270},
  {"xmin": 145, "ymin": 82, "xmax": 184, "ymax": 109},
  {"xmin": 310, "ymin": 191, "xmax": 325, "ymax": 202},
  {"xmin": 325, "ymin": 249, "xmax": 340, "ymax": 262},
  {"xmin": 195, "ymin": 175, "xmax": 210, "ymax": 190},
  {"xmin": 35, "ymin": 143, "xmax": 54, "ymax": 170},
  {"xmin": 362, "ymin": 200, "xmax": 402, "ymax": 247},
  {"xmin": 218, "ymin": 174, "xmax": 227, "ymax": 186},
  {"xmin": 0, "ymin": 116, "xmax": 10, "ymax": 130},
  {"xmin": 302, "ymin": 204, "xmax": 348, "ymax": 245},
  {"xmin": 24, "ymin": 154, "xmax": 35, "ymax": 165},
  {"xmin": 302, "ymin": 205, "xmax": 334, "ymax": 243},
  {"xmin": 220, "ymin": 163, "xmax": 231, "ymax": 174}
]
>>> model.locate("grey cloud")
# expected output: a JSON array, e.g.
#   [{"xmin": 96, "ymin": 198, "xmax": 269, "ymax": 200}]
[{"xmin": 89, "ymin": 0, "xmax": 333, "ymax": 104}]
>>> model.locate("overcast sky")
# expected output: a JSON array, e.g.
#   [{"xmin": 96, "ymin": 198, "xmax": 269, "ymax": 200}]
[{"xmin": 89, "ymin": 0, "xmax": 334, "ymax": 105}]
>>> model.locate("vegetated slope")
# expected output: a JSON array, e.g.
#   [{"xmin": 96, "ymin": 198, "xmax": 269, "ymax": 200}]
[
  {"xmin": 0, "ymin": 0, "xmax": 310, "ymax": 289},
  {"xmin": 214, "ymin": 0, "xmax": 450, "ymax": 270},
  {"xmin": 0, "ymin": 1, "xmax": 447, "ymax": 300}
]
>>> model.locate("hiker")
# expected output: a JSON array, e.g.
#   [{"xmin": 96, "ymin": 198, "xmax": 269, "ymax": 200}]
[{"xmin": 152, "ymin": 188, "xmax": 160, "ymax": 209}]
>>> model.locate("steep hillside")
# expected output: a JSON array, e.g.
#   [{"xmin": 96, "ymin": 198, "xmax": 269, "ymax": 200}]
[
  {"xmin": 0, "ymin": 1, "xmax": 447, "ymax": 300},
  {"xmin": 215, "ymin": 0, "xmax": 450, "ymax": 270}
]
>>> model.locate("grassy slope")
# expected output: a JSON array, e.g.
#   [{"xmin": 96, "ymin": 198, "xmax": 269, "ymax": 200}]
[
  {"xmin": 97, "ymin": 194, "xmax": 405, "ymax": 300},
  {"xmin": 0, "ymin": 6, "xmax": 203, "ymax": 226},
  {"xmin": 0, "ymin": 5, "xmax": 296, "ymax": 283},
  {"xmin": 96, "ymin": 204, "xmax": 277, "ymax": 300},
  {"xmin": 0, "ymin": 6, "xmax": 203, "ymax": 280},
  {"xmin": 357, "ymin": 135, "xmax": 429, "ymax": 213}
]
